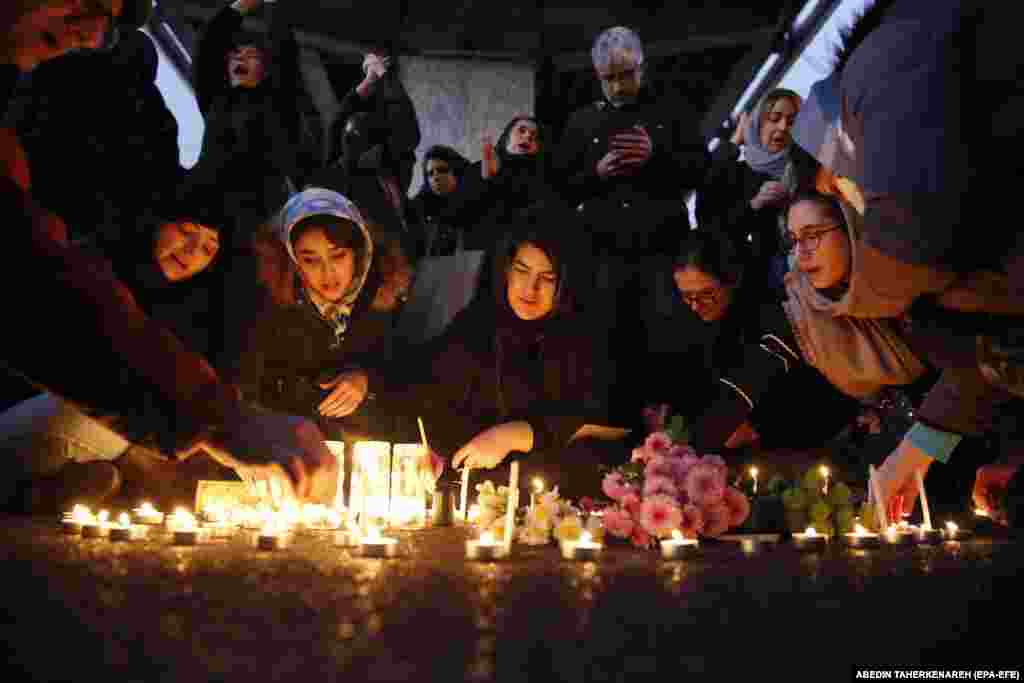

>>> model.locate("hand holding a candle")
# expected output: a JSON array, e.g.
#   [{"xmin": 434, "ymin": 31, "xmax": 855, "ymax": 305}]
[
  {"xmin": 181, "ymin": 406, "xmax": 338, "ymax": 505},
  {"xmin": 452, "ymin": 421, "xmax": 534, "ymax": 470},
  {"xmin": 874, "ymin": 438, "xmax": 934, "ymax": 522}
]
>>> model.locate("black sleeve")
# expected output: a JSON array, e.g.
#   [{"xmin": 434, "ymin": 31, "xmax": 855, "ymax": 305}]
[
  {"xmin": 193, "ymin": 4, "xmax": 242, "ymax": 116},
  {"xmin": 697, "ymin": 141, "xmax": 750, "ymax": 232},
  {"xmin": 555, "ymin": 110, "xmax": 601, "ymax": 204}
]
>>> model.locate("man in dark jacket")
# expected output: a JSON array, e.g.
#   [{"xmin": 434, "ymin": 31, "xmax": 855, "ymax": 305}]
[
  {"xmin": 1, "ymin": 0, "xmax": 337, "ymax": 510},
  {"xmin": 554, "ymin": 26, "xmax": 708, "ymax": 422}
]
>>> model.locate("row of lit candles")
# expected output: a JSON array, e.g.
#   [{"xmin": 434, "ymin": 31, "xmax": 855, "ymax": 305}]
[
  {"xmin": 791, "ymin": 520, "xmax": 967, "ymax": 551},
  {"xmin": 745, "ymin": 465, "xmax": 832, "ymax": 495}
]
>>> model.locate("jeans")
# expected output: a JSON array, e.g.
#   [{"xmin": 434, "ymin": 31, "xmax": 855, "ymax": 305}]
[{"xmin": 0, "ymin": 393, "xmax": 131, "ymax": 505}]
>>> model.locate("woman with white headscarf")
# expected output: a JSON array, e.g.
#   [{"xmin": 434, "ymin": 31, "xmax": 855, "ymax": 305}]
[{"xmin": 698, "ymin": 88, "xmax": 802, "ymax": 303}]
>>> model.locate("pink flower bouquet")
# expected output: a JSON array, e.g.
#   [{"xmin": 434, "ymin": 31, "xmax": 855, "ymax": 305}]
[{"xmin": 598, "ymin": 431, "xmax": 750, "ymax": 548}]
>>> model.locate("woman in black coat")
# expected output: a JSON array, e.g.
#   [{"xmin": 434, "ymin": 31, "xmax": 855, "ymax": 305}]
[
  {"xmin": 697, "ymin": 88, "xmax": 802, "ymax": 303},
  {"xmin": 405, "ymin": 145, "xmax": 471, "ymax": 260},
  {"xmin": 237, "ymin": 188, "xmax": 411, "ymax": 445},
  {"xmin": 377, "ymin": 212, "xmax": 615, "ymax": 498}
]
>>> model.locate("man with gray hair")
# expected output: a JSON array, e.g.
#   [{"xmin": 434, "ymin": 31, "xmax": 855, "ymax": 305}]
[{"xmin": 555, "ymin": 25, "xmax": 707, "ymax": 425}]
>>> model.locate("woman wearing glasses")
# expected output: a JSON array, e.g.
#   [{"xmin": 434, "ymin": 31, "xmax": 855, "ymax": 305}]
[{"xmin": 690, "ymin": 191, "xmax": 934, "ymax": 455}]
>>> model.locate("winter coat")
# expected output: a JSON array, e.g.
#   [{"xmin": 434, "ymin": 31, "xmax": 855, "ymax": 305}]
[
  {"xmin": 696, "ymin": 140, "xmax": 786, "ymax": 300},
  {"xmin": 554, "ymin": 89, "xmax": 707, "ymax": 257},
  {"xmin": 8, "ymin": 32, "xmax": 183, "ymax": 244},
  {"xmin": 236, "ymin": 191, "xmax": 403, "ymax": 442},
  {"xmin": 406, "ymin": 186, "xmax": 464, "ymax": 260},
  {"xmin": 329, "ymin": 77, "xmax": 421, "ymax": 197},
  {"xmin": 377, "ymin": 299, "xmax": 608, "ymax": 461},
  {"xmin": 190, "ymin": 2, "xmax": 316, "ymax": 231}
]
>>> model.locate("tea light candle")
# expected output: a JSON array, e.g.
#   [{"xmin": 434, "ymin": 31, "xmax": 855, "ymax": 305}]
[
  {"xmin": 360, "ymin": 525, "xmax": 398, "ymax": 558},
  {"xmin": 109, "ymin": 513, "xmax": 147, "ymax": 542},
  {"xmin": 792, "ymin": 526, "xmax": 827, "ymax": 552},
  {"xmin": 560, "ymin": 530, "xmax": 603, "ymax": 561},
  {"xmin": 660, "ymin": 529, "xmax": 699, "ymax": 559},
  {"xmin": 466, "ymin": 530, "xmax": 508, "ymax": 561},
  {"xmin": 915, "ymin": 524, "xmax": 943, "ymax": 545},
  {"xmin": 974, "ymin": 507, "xmax": 990, "ymax": 518},
  {"xmin": 81, "ymin": 509, "xmax": 111, "ymax": 538},
  {"xmin": 883, "ymin": 523, "xmax": 916, "ymax": 546},
  {"xmin": 131, "ymin": 502, "xmax": 164, "ymax": 526},
  {"xmin": 61, "ymin": 504, "xmax": 93, "ymax": 535},
  {"xmin": 749, "ymin": 466, "xmax": 758, "ymax": 494},
  {"xmin": 333, "ymin": 523, "xmax": 360, "ymax": 548},
  {"xmin": 842, "ymin": 523, "xmax": 881, "ymax": 549},
  {"xmin": 256, "ymin": 520, "xmax": 289, "ymax": 551},
  {"xmin": 169, "ymin": 509, "xmax": 202, "ymax": 545}
]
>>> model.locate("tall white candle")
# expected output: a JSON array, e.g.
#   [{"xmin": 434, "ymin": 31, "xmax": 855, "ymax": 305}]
[
  {"xmin": 504, "ymin": 461, "xmax": 519, "ymax": 550},
  {"xmin": 914, "ymin": 470, "xmax": 932, "ymax": 531},
  {"xmin": 868, "ymin": 465, "xmax": 888, "ymax": 531}
]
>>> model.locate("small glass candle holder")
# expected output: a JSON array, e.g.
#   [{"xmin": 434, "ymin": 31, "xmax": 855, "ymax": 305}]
[
  {"xmin": 791, "ymin": 527, "xmax": 827, "ymax": 552},
  {"xmin": 131, "ymin": 502, "xmax": 165, "ymax": 526},
  {"xmin": 109, "ymin": 513, "xmax": 148, "ymax": 542},
  {"xmin": 466, "ymin": 531, "xmax": 508, "ymax": 561},
  {"xmin": 915, "ymin": 524, "xmax": 943, "ymax": 545},
  {"xmin": 660, "ymin": 530, "xmax": 699, "ymax": 559},
  {"xmin": 841, "ymin": 524, "xmax": 881, "ymax": 549},
  {"xmin": 560, "ymin": 531, "xmax": 603, "ymax": 561},
  {"xmin": 360, "ymin": 525, "xmax": 398, "ymax": 558},
  {"xmin": 81, "ymin": 510, "xmax": 111, "ymax": 538},
  {"xmin": 883, "ymin": 523, "xmax": 916, "ymax": 546},
  {"xmin": 61, "ymin": 504, "xmax": 93, "ymax": 535}
]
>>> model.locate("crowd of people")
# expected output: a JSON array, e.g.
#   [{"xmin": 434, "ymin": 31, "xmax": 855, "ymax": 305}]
[{"xmin": 0, "ymin": 0, "xmax": 1020, "ymax": 530}]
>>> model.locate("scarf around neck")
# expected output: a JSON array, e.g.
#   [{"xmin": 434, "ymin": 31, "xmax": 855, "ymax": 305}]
[
  {"xmin": 781, "ymin": 199, "xmax": 926, "ymax": 398},
  {"xmin": 742, "ymin": 100, "xmax": 791, "ymax": 179}
]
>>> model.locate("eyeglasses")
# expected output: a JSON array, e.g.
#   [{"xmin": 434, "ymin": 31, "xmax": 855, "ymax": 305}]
[
  {"xmin": 680, "ymin": 288, "xmax": 721, "ymax": 308},
  {"xmin": 783, "ymin": 223, "xmax": 843, "ymax": 254}
]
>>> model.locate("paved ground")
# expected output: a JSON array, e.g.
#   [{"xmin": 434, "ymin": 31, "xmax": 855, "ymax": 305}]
[{"xmin": 0, "ymin": 515, "xmax": 1019, "ymax": 682}]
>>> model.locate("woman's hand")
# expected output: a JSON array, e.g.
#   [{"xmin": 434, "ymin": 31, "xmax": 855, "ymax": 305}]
[
  {"xmin": 318, "ymin": 370, "xmax": 369, "ymax": 418},
  {"xmin": 973, "ymin": 463, "xmax": 1019, "ymax": 524},
  {"xmin": 730, "ymin": 111, "xmax": 750, "ymax": 147},
  {"xmin": 452, "ymin": 422, "xmax": 534, "ymax": 470},
  {"xmin": 875, "ymin": 438, "xmax": 934, "ymax": 523}
]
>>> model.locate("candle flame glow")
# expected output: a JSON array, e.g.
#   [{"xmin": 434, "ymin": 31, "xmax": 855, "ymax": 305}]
[
  {"xmin": 365, "ymin": 525, "xmax": 381, "ymax": 542},
  {"xmin": 819, "ymin": 465, "xmax": 829, "ymax": 477},
  {"xmin": 580, "ymin": 531, "xmax": 593, "ymax": 544},
  {"xmin": 118, "ymin": 513, "xmax": 130, "ymax": 527},
  {"xmin": 97, "ymin": 510, "xmax": 109, "ymax": 523},
  {"xmin": 803, "ymin": 526, "xmax": 817, "ymax": 537},
  {"xmin": 171, "ymin": 509, "xmax": 197, "ymax": 531},
  {"xmin": 749, "ymin": 466, "xmax": 758, "ymax": 478},
  {"xmin": 480, "ymin": 531, "xmax": 495, "ymax": 545},
  {"xmin": 671, "ymin": 529, "xmax": 684, "ymax": 541},
  {"xmin": 137, "ymin": 502, "xmax": 157, "ymax": 514},
  {"xmin": 66, "ymin": 504, "xmax": 93, "ymax": 523},
  {"xmin": 854, "ymin": 524, "xmax": 869, "ymax": 536},
  {"xmin": 945, "ymin": 521, "xmax": 958, "ymax": 533},
  {"xmin": 974, "ymin": 507, "xmax": 989, "ymax": 517},
  {"xmin": 532, "ymin": 477, "xmax": 544, "ymax": 493}
]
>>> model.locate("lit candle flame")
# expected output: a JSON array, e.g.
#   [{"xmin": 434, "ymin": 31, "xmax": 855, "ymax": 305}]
[
  {"xmin": 580, "ymin": 531, "xmax": 593, "ymax": 544},
  {"xmin": 819, "ymin": 465, "xmax": 829, "ymax": 478},
  {"xmin": 97, "ymin": 510, "xmax": 109, "ymax": 523},
  {"xmin": 803, "ymin": 526, "xmax": 817, "ymax": 537},
  {"xmin": 67, "ymin": 504, "xmax": 93, "ymax": 523},
  {"xmin": 118, "ymin": 513, "xmax": 130, "ymax": 528},
  {"xmin": 479, "ymin": 531, "xmax": 495, "ymax": 545},
  {"xmin": 325, "ymin": 509, "xmax": 342, "ymax": 528},
  {"xmin": 854, "ymin": 524, "xmax": 869, "ymax": 536},
  {"xmin": 532, "ymin": 477, "xmax": 544, "ymax": 494},
  {"xmin": 945, "ymin": 521, "xmax": 958, "ymax": 534},
  {"xmin": 974, "ymin": 507, "xmax": 989, "ymax": 518},
  {"xmin": 136, "ymin": 502, "xmax": 157, "ymax": 514},
  {"xmin": 671, "ymin": 529, "xmax": 684, "ymax": 542},
  {"xmin": 171, "ymin": 508, "xmax": 197, "ymax": 531},
  {"xmin": 365, "ymin": 525, "xmax": 381, "ymax": 542}
]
